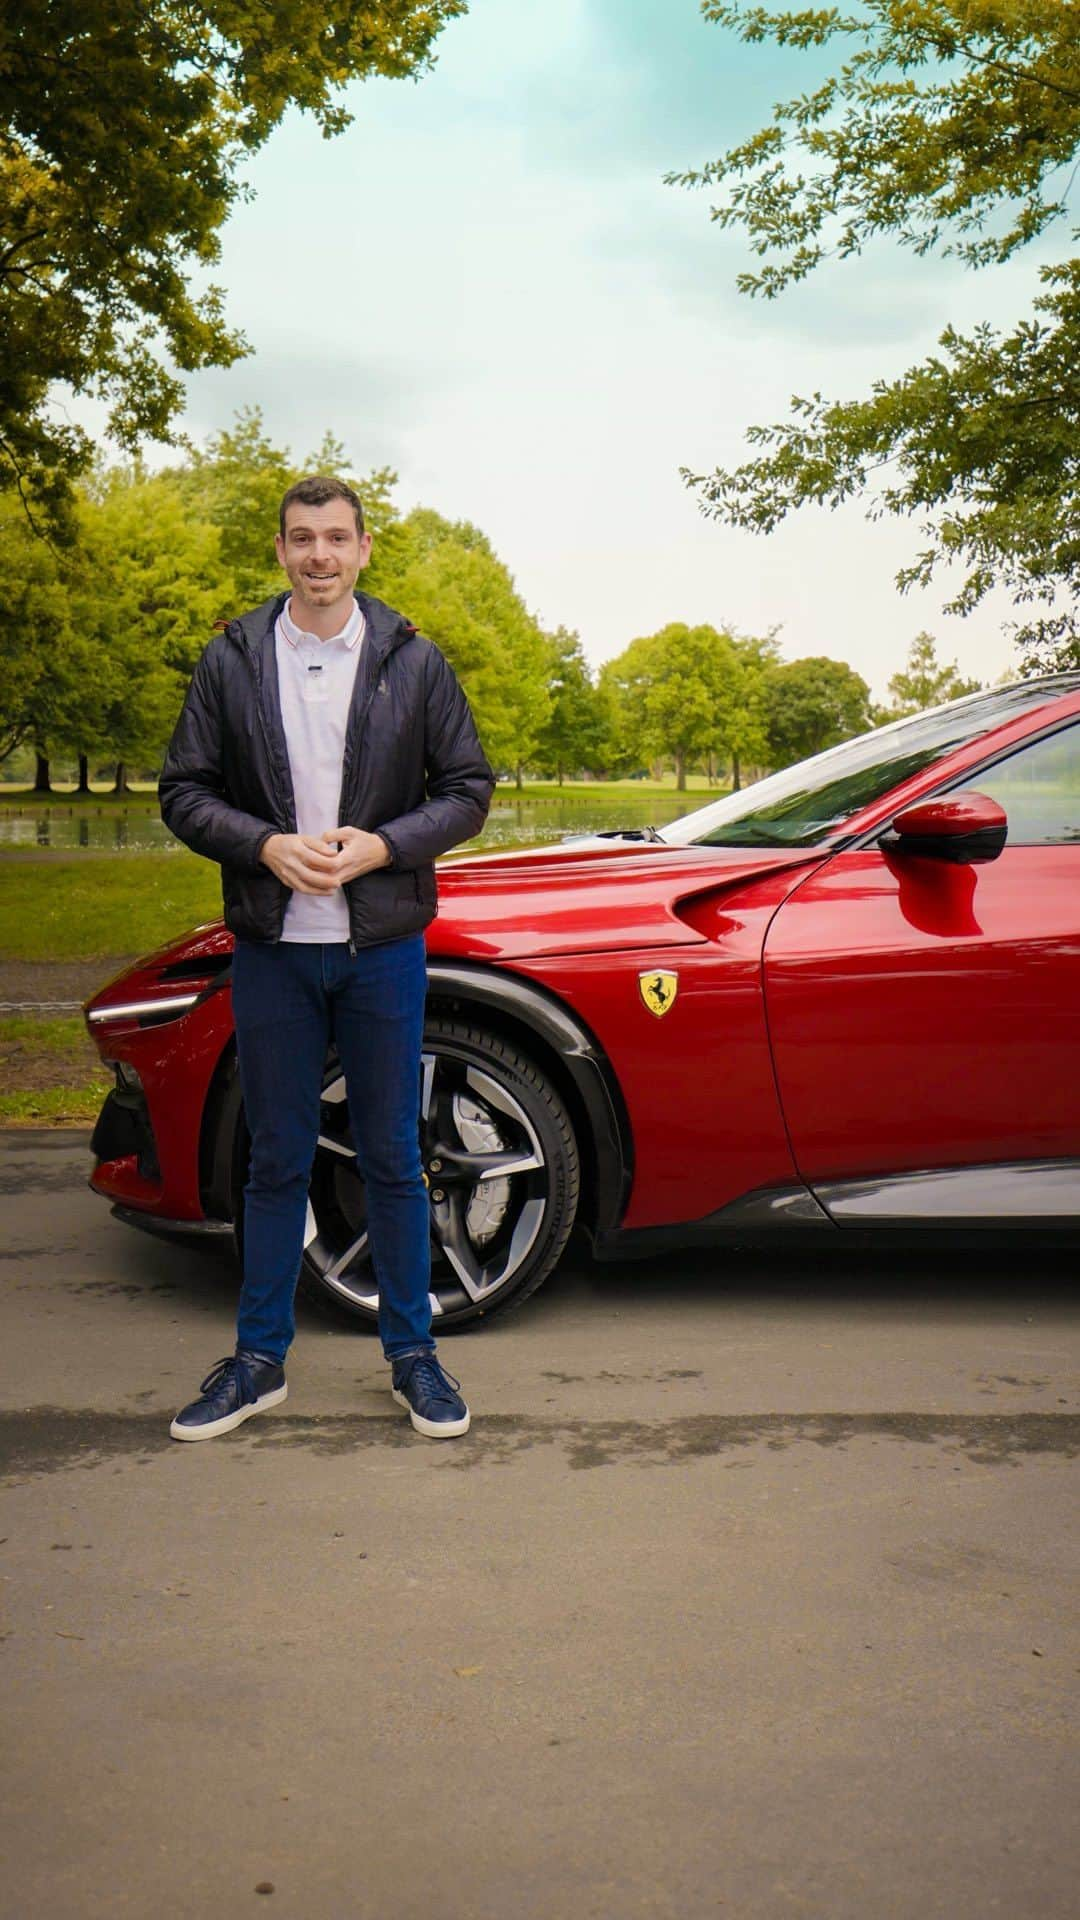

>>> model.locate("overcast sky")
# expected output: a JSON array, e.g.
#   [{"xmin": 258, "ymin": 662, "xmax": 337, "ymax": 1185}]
[{"xmin": 168, "ymin": 0, "xmax": 1051, "ymax": 698}]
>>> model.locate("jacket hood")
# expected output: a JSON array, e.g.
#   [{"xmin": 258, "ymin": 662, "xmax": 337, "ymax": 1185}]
[{"xmin": 227, "ymin": 591, "xmax": 415, "ymax": 660}]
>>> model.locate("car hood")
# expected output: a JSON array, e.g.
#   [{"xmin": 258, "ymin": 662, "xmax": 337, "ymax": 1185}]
[
  {"xmin": 84, "ymin": 843, "xmax": 824, "ymax": 1017},
  {"xmin": 429, "ymin": 840, "xmax": 821, "ymax": 961}
]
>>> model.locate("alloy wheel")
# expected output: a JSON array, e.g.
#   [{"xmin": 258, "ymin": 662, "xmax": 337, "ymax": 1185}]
[{"xmin": 301, "ymin": 1022, "xmax": 577, "ymax": 1328}]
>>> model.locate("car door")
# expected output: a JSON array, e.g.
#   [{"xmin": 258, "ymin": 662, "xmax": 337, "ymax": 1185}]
[{"xmin": 761, "ymin": 719, "xmax": 1080, "ymax": 1224}]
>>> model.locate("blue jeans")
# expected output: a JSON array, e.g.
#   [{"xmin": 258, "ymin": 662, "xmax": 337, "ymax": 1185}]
[{"xmin": 231, "ymin": 935, "xmax": 433, "ymax": 1363}]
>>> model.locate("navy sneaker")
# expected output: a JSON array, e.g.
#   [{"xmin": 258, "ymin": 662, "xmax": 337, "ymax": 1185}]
[
  {"xmin": 170, "ymin": 1351, "xmax": 287, "ymax": 1442},
  {"xmin": 391, "ymin": 1351, "xmax": 470, "ymax": 1438}
]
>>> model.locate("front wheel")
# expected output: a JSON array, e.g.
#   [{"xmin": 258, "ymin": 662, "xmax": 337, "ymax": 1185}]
[{"xmin": 298, "ymin": 1017, "xmax": 580, "ymax": 1331}]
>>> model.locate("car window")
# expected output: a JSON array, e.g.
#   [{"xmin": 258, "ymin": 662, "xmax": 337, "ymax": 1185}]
[
  {"xmin": 661, "ymin": 679, "xmax": 1080, "ymax": 850},
  {"xmin": 955, "ymin": 723, "xmax": 1080, "ymax": 846}
]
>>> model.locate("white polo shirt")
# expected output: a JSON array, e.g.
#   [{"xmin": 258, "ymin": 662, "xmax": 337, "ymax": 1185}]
[{"xmin": 275, "ymin": 596, "xmax": 365, "ymax": 943}]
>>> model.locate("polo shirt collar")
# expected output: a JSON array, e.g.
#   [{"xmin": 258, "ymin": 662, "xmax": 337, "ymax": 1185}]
[{"xmin": 280, "ymin": 596, "xmax": 364, "ymax": 650}]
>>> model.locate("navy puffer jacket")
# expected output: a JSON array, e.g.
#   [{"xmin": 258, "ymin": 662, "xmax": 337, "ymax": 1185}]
[{"xmin": 159, "ymin": 591, "xmax": 494, "ymax": 947}]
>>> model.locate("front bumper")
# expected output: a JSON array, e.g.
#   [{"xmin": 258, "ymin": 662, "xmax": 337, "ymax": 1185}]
[
  {"xmin": 85, "ymin": 975, "xmax": 237, "ymax": 1224},
  {"xmin": 90, "ymin": 1087, "xmax": 160, "ymax": 1182}
]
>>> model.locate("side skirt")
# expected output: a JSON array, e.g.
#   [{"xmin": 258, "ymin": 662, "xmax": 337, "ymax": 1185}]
[
  {"xmin": 815, "ymin": 1158, "xmax": 1080, "ymax": 1231},
  {"xmin": 593, "ymin": 1162, "xmax": 1080, "ymax": 1261},
  {"xmin": 593, "ymin": 1182, "xmax": 834, "ymax": 1262}
]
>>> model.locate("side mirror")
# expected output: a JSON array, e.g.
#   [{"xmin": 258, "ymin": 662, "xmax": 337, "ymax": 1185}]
[{"xmin": 882, "ymin": 790, "xmax": 1008, "ymax": 865}]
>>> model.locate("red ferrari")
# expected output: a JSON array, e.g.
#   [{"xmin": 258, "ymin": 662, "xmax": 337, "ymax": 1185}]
[{"xmin": 85, "ymin": 676, "xmax": 1080, "ymax": 1328}]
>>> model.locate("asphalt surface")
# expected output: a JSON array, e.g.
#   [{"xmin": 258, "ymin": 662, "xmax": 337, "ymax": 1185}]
[{"xmin": 2, "ymin": 1129, "xmax": 1078, "ymax": 1920}]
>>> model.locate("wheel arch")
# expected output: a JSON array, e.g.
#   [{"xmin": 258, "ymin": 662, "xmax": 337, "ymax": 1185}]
[
  {"xmin": 425, "ymin": 961, "xmax": 633, "ymax": 1239},
  {"xmin": 195, "ymin": 960, "xmax": 635, "ymax": 1238},
  {"xmin": 198, "ymin": 1035, "xmax": 244, "ymax": 1224}
]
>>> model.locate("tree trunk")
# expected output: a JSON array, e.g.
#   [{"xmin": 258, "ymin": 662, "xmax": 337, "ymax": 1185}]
[
  {"xmin": 731, "ymin": 752, "xmax": 741, "ymax": 793},
  {"xmin": 557, "ymin": 761, "xmax": 564, "ymax": 787},
  {"xmin": 113, "ymin": 761, "xmax": 130, "ymax": 795},
  {"xmin": 33, "ymin": 750, "xmax": 51, "ymax": 794},
  {"xmin": 674, "ymin": 749, "xmax": 687, "ymax": 792},
  {"xmin": 77, "ymin": 754, "xmax": 91, "ymax": 794},
  {"xmin": 706, "ymin": 752, "xmax": 716, "ymax": 787},
  {"xmin": 515, "ymin": 761, "xmax": 524, "ymax": 792}
]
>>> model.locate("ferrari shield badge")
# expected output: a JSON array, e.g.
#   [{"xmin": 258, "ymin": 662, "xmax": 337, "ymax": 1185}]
[{"xmin": 638, "ymin": 969, "xmax": 678, "ymax": 1018}]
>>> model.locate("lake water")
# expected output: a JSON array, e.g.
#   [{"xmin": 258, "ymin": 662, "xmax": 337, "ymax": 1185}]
[{"xmin": 0, "ymin": 790, "xmax": 707, "ymax": 854}]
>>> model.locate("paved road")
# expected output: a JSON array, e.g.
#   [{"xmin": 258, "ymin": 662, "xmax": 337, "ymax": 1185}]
[{"xmin": 2, "ymin": 1130, "xmax": 1078, "ymax": 1920}]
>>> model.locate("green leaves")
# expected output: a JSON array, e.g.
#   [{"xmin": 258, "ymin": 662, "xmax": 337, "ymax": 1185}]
[
  {"xmin": 762, "ymin": 655, "xmax": 873, "ymax": 765},
  {"xmin": 383, "ymin": 509, "xmax": 553, "ymax": 772},
  {"xmin": 677, "ymin": 2, "xmax": 1080, "ymax": 666},
  {"xmin": 599, "ymin": 624, "xmax": 779, "ymax": 788},
  {"xmin": 532, "ymin": 631, "xmax": 608, "ymax": 783},
  {"xmin": 882, "ymin": 631, "xmax": 981, "ymax": 717},
  {"xmin": 0, "ymin": 502, "xmax": 72, "ymax": 761},
  {"xmin": 0, "ymin": 1, "xmax": 466, "ymax": 521},
  {"xmin": 677, "ymin": 3, "xmax": 1080, "ymax": 289},
  {"xmin": 689, "ymin": 261, "xmax": 1080, "ymax": 661}
]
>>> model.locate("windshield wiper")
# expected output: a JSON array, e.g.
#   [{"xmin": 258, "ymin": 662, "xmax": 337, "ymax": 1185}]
[{"xmin": 593, "ymin": 825, "xmax": 666, "ymax": 844}]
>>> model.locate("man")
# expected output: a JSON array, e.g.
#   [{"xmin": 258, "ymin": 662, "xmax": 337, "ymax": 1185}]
[{"xmin": 159, "ymin": 474, "xmax": 494, "ymax": 1442}]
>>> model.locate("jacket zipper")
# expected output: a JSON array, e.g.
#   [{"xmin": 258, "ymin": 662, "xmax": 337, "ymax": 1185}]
[
  {"xmin": 338, "ymin": 628, "xmax": 406, "ymax": 952},
  {"xmin": 237, "ymin": 627, "xmax": 294, "ymax": 940},
  {"xmin": 336, "ymin": 641, "xmax": 393, "ymax": 822}
]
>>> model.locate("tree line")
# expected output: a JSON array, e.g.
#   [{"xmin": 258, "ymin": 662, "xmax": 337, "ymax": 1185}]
[{"xmin": 0, "ymin": 409, "xmax": 980, "ymax": 796}]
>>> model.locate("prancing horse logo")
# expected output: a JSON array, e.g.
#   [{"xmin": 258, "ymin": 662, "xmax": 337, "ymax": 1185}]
[{"xmin": 638, "ymin": 969, "xmax": 678, "ymax": 1018}]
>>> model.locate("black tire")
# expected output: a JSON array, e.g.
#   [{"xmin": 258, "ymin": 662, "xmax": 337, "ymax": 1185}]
[{"xmin": 288, "ymin": 1016, "xmax": 579, "ymax": 1331}]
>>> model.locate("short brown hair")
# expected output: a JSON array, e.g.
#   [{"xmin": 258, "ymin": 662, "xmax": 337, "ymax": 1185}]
[{"xmin": 279, "ymin": 474, "xmax": 365, "ymax": 538}]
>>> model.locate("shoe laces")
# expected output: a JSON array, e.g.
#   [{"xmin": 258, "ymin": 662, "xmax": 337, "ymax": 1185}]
[
  {"xmin": 400, "ymin": 1353, "xmax": 461, "ymax": 1405},
  {"xmin": 199, "ymin": 1354, "xmax": 253, "ymax": 1401}
]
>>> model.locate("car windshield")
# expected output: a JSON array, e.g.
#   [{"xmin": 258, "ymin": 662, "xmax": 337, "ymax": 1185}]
[{"xmin": 660, "ymin": 680, "xmax": 1080, "ymax": 850}]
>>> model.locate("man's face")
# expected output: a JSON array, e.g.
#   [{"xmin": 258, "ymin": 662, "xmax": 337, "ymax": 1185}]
[{"xmin": 275, "ymin": 499, "xmax": 372, "ymax": 619}]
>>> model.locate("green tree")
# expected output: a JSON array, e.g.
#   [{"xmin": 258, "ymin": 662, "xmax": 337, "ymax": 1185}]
[
  {"xmin": 1, "ymin": 1, "xmax": 466, "ymax": 525},
  {"xmin": 533, "ymin": 630, "xmax": 606, "ymax": 783},
  {"xmin": 884, "ymin": 632, "xmax": 982, "ymax": 719},
  {"xmin": 346, "ymin": 467, "xmax": 421, "ymax": 610},
  {"xmin": 387, "ymin": 508, "xmax": 551, "ymax": 780},
  {"xmin": 0, "ymin": 502, "xmax": 73, "ymax": 779},
  {"xmin": 175, "ymin": 410, "xmax": 296, "ymax": 607},
  {"xmin": 672, "ymin": 2, "xmax": 1080, "ymax": 669},
  {"xmin": 592, "ymin": 673, "xmax": 644, "ymax": 779},
  {"xmin": 601, "ymin": 623, "xmax": 744, "ymax": 790},
  {"xmin": 763, "ymin": 656, "xmax": 873, "ymax": 768},
  {"xmin": 68, "ymin": 468, "xmax": 233, "ymax": 785},
  {"xmin": 711, "ymin": 631, "xmax": 779, "ymax": 789}
]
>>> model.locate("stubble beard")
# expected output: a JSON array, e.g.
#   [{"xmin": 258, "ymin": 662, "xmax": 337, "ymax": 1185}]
[{"xmin": 291, "ymin": 569, "xmax": 356, "ymax": 627}]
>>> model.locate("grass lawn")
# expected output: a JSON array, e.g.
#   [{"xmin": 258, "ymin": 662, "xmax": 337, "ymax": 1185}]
[
  {"xmin": 0, "ymin": 850, "xmax": 211, "ymax": 1123},
  {"xmin": 0, "ymin": 850, "xmax": 222, "ymax": 963},
  {"xmin": 0, "ymin": 1015, "xmax": 111, "ymax": 1126},
  {"xmin": 0, "ymin": 1083, "xmax": 111, "ymax": 1126}
]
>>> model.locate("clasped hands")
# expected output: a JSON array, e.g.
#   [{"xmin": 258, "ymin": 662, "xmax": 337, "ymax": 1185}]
[{"xmin": 259, "ymin": 826, "xmax": 391, "ymax": 895}]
